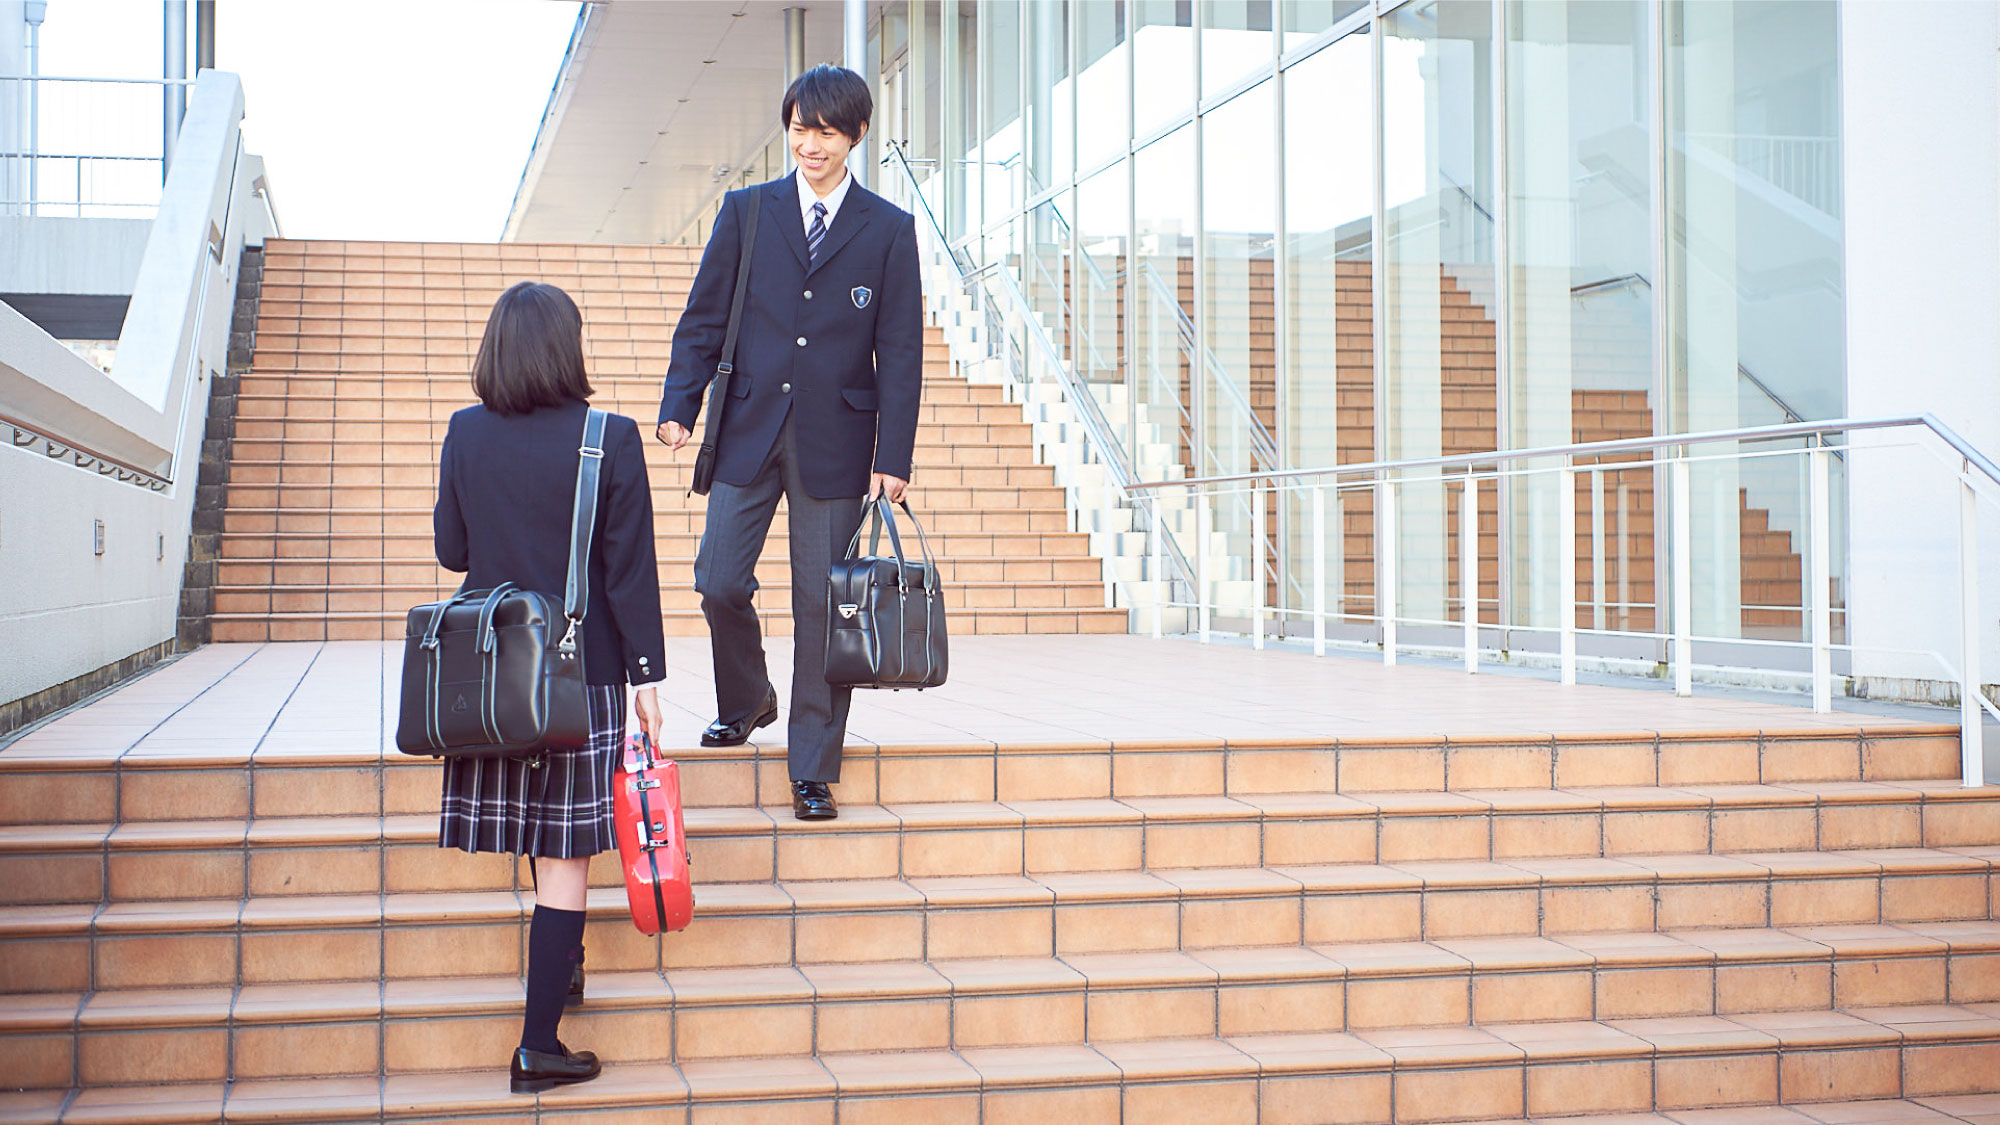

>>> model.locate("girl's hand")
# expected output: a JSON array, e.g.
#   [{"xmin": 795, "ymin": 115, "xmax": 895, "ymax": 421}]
[{"xmin": 633, "ymin": 683, "xmax": 664, "ymax": 745}]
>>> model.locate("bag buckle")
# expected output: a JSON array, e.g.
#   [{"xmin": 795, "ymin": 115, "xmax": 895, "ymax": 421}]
[
  {"xmin": 579, "ymin": 444, "xmax": 604, "ymax": 459},
  {"xmin": 632, "ymin": 778, "xmax": 661, "ymax": 791},
  {"xmin": 837, "ymin": 604, "xmax": 859, "ymax": 620},
  {"xmin": 558, "ymin": 618, "xmax": 580, "ymax": 653}
]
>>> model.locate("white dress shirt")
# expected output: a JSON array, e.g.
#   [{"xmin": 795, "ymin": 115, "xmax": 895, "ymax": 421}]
[{"xmin": 797, "ymin": 164, "xmax": 854, "ymax": 237}]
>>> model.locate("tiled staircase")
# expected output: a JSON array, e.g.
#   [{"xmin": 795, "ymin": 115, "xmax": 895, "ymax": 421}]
[
  {"xmin": 2, "ymin": 636, "xmax": 1999, "ymax": 1120},
  {"xmin": 206, "ymin": 239, "xmax": 1128, "ymax": 642}
]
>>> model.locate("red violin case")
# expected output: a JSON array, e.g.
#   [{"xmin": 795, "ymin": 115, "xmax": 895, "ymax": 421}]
[{"xmin": 613, "ymin": 733, "xmax": 692, "ymax": 935}]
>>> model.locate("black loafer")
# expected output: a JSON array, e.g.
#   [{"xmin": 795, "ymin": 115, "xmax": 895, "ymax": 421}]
[
  {"xmin": 510, "ymin": 1042, "xmax": 601, "ymax": 1094},
  {"xmin": 565, "ymin": 959, "xmax": 585, "ymax": 1009},
  {"xmin": 792, "ymin": 780, "xmax": 838, "ymax": 821},
  {"xmin": 701, "ymin": 686, "xmax": 778, "ymax": 747}
]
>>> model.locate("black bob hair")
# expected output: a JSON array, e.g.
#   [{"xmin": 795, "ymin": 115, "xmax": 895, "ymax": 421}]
[
  {"xmin": 470, "ymin": 281, "xmax": 594, "ymax": 416},
  {"xmin": 781, "ymin": 64, "xmax": 873, "ymax": 143}
]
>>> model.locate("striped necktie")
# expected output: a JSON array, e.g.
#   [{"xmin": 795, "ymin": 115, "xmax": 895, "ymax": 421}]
[{"xmin": 806, "ymin": 201, "xmax": 827, "ymax": 268}]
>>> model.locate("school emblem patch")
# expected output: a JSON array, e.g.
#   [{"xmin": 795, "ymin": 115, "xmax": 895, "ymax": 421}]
[{"xmin": 851, "ymin": 286, "xmax": 873, "ymax": 309}]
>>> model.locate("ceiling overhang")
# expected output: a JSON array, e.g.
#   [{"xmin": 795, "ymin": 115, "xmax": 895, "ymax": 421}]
[{"xmin": 505, "ymin": 1, "xmax": 855, "ymax": 245}]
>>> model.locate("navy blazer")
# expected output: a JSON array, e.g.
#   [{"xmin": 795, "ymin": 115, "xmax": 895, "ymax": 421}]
[
  {"xmin": 434, "ymin": 400, "xmax": 667, "ymax": 688},
  {"xmin": 658, "ymin": 174, "xmax": 924, "ymax": 499}
]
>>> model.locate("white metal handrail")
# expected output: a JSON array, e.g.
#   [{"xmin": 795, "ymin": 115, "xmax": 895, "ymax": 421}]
[{"xmin": 1125, "ymin": 413, "xmax": 1998, "ymax": 788}]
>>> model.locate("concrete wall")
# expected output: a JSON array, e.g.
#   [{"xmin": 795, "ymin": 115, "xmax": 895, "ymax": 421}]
[
  {"xmin": 1842, "ymin": 0, "xmax": 2000, "ymax": 695},
  {"xmin": 0, "ymin": 71, "xmax": 254, "ymax": 712},
  {"xmin": 0, "ymin": 217, "xmax": 153, "ymax": 294}
]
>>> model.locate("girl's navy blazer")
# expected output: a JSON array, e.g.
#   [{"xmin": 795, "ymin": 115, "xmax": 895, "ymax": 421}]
[
  {"xmin": 433, "ymin": 399, "xmax": 668, "ymax": 687},
  {"xmin": 657, "ymin": 174, "xmax": 924, "ymax": 499}
]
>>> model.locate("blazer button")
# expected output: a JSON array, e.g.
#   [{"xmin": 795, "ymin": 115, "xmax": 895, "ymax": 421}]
[
  {"xmin": 781, "ymin": 383, "xmax": 792, "ymax": 393},
  {"xmin": 804, "ymin": 290, "xmax": 813, "ymax": 299},
  {"xmin": 796, "ymin": 337, "xmax": 807, "ymax": 347}
]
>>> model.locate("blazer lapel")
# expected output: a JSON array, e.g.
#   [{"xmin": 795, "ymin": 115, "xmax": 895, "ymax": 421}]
[
  {"xmin": 766, "ymin": 177, "xmax": 809, "ymax": 272},
  {"xmin": 805, "ymin": 187, "xmax": 875, "ymax": 279}
]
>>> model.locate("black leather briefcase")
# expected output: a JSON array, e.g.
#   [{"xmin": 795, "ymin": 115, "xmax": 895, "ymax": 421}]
[
  {"xmin": 395, "ymin": 409, "xmax": 608, "ymax": 759},
  {"xmin": 825, "ymin": 498, "xmax": 949, "ymax": 690}
]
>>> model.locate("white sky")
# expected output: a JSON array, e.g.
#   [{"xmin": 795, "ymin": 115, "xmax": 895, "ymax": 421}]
[{"xmin": 30, "ymin": 0, "xmax": 581, "ymax": 241}]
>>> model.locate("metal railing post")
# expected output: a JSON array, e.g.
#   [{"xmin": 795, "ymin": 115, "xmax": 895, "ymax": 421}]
[
  {"xmin": 1198, "ymin": 491, "xmax": 1212, "ymax": 644},
  {"xmin": 1672, "ymin": 455, "xmax": 1694, "ymax": 697},
  {"xmin": 1961, "ymin": 468, "xmax": 1984, "ymax": 787},
  {"xmin": 1151, "ymin": 497, "xmax": 1165, "ymax": 640},
  {"xmin": 1381, "ymin": 479, "xmax": 1397, "ymax": 666},
  {"xmin": 1462, "ymin": 473, "xmax": 1478, "ymax": 674},
  {"xmin": 1101, "ymin": 473, "xmax": 1117, "ymax": 610},
  {"xmin": 1559, "ymin": 462, "xmax": 1578, "ymax": 686},
  {"xmin": 1591, "ymin": 470, "xmax": 1607, "ymax": 631},
  {"xmin": 1312, "ymin": 485, "xmax": 1327, "ymax": 657},
  {"xmin": 1809, "ymin": 442, "xmax": 1832, "ymax": 713},
  {"xmin": 1253, "ymin": 482, "xmax": 1267, "ymax": 650}
]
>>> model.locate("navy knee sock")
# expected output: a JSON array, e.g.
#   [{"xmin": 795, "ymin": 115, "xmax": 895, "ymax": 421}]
[{"xmin": 521, "ymin": 904, "xmax": 586, "ymax": 1054}]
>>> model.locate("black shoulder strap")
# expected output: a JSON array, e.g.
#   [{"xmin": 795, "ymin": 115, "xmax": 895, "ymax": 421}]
[
  {"xmin": 699, "ymin": 191, "xmax": 761, "ymax": 449},
  {"xmin": 561, "ymin": 407, "xmax": 609, "ymax": 651}
]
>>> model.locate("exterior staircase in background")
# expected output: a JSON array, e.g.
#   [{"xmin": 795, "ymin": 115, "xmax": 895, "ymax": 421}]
[{"xmin": 205, "ymin": 239, "xmax": 1130, "ymax": 643}]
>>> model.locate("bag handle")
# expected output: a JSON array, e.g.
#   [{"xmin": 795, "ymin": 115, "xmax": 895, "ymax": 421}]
[
  {"xmin": 844, "ymin": 498, "xmax": 940, "ymax": 591},
  {"xmin": 691, "ymin": 192, "xmax": 761, "ymax": 489},
  {"xmin": 560, "ymin": 408, "xmax": 610, "ymax": 653}
]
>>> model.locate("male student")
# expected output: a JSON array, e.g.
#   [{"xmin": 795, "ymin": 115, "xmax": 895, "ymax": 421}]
[{"xmin": 657, "ymin": 64, "xmax": 923, "ymax": 822}]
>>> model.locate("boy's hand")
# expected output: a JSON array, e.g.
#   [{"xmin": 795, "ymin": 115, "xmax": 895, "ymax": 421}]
[
  {"xmin": 656, "ymin": 422, "xmax": 690, "ymax": 450},
  {"xmin": 869, "ymin": 473, "xmax": 909, "ymax": 503}
]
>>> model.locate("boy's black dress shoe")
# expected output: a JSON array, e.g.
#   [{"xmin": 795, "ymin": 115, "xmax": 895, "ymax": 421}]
[
  {"xmin": 510, "ymin": 1042, "xmax": 601, "ymax": 1094},
  {"xmin": 792, "ymin": 780, "xmax": 838, "ymax": 821},
  {"xmin": 701, "ymin": 687, "xmax": 778, "ymax": 747}
]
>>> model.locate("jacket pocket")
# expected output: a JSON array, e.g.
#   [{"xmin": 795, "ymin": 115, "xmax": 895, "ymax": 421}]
[
  {"xmin": 840, "ymin": 387, "xmax": 879, "ymax": 412},
  {"xmin": 729, "ymin": 378, "xmax": 751, "ymax": 399}
]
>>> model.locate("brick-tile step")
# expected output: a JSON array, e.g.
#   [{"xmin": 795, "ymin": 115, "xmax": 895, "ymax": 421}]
[
  {"xmin": 7, "ymin": 783, "xmax": 1997, "ymax": 905},
  {"xmin": 208, "ymin": 553, "xmax": 1104, "ymax": 590},
  {"xmin": 0, "ymin": 728, "xmax": 1965, "ymax": 823},
  {"xmin": 216, "ymin": 504, "xmax": 1080, "ymax": 537},
  {"xmin": 214, "ymin": 465, "xmax": 1064, "ymax": 506},
  {"xmin": 3, "ymin": 1024, "xmax": 1998, "ymax": 1121},
  {"xmin": 205, "ymin": 579, "xmax": 1112, "ymax": 619},
  {"xmin": 6, "ymin": 926, "xmax": 1998, "ymax": 1088},
  {"xmin": 207, "ymin": 605, "xmax": 1131, "ymax": 643},
  {"xmin": 4, "ymin": 849, "xmax": 1993, "ymax": 990},
  {"xmin": 209, "ymin": 552, "xmax": 1104, "ymax": 588}
]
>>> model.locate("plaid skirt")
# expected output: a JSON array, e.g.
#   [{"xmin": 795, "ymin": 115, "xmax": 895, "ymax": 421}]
[{"xmin": 437, "ymin": 683, "xmax": 626, "ymax": 859}]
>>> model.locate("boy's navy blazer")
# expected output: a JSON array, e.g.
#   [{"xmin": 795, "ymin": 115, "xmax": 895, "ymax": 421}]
[{"xmin": 658, "ymin": 174, "xmax": 924, "ymax": 499}]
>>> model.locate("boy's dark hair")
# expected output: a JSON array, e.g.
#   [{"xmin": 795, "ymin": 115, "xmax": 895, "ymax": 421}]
[
  {"xmin": 781, "ymin": 64, "xmax": 873, "ymax": 142},
  {"xmin": 470, "ymin": 281, "xmax": 594, "ymax": 416}
]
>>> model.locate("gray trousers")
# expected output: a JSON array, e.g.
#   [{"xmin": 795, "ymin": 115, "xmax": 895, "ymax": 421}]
[{"xmin": 693, "ymin": 408, "xmax": 864, "ymax": 783}]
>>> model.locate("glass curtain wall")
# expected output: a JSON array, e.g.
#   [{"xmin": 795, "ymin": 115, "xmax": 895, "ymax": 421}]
[
  {"xmin": 1076, "ymin": 159, "xmax": 1129, "ymax": 397},
  {"xmin": 1667, "ymin": 0, "xmax": 1846, "ymax": 642},
  {"xmin": 1134, "ymin": 0, "xmax": 1196, "ymax": 140},
  {"xmin": 1134, "ymin": 126, "xmax": 1197, "ymax": 480},
  {"xmin": 1284, "ymin": 2, "xmax": 1367, "ymax": 50},
  {"xmin": 1027, "ymin": 0, "xmax": 1073, "ymax": 194},
  {"xmin": 1201, "ymin": 1, "xmax": 1275, "ymax": 100},
  {"xmin": 1076, "ymin": 1, "xmax": 1129, "ymax": 171},
  {"xmin": 928, "ymin": 0, "xmax": 1847, "ymax": 650},
  {"xmin": 1381, "ymin": 0, "xmax": 1496, "ymax": 627},
  {"xmin": 1283, "ymin": 26, "xmax": 1373, "ymax": 627},
  {"xmin": 948, "ymin": 1, "xmax": 980, "ymax": 242},
  {"xmin": 1506, "ymin": 0, "xmax": 1656, "ymax": 637},
  {"xmin": 980, "ymin": 0, "xmax": 1024, "ymax": 236}
]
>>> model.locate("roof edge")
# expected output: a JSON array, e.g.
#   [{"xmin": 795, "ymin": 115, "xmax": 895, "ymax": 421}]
[{"xmin": 500, "ymin": 2, "xmax": 598, "ymax": 243}]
